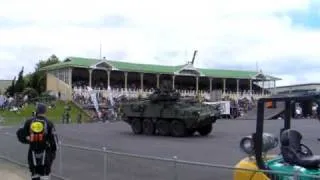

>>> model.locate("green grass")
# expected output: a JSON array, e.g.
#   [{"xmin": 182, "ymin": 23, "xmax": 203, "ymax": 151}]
[{"xmin": 0, "ymin": 100, "xmax": 91, "ymax": 126}]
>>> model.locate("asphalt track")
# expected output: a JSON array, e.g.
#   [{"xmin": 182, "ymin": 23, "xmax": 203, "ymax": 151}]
[
  {"xmin": 1, "ymin": 119, "xmax": 320, "ymax": 180},
  {"xmin": 0, "ymin": 159, "xmax": 29, "ymax": 180}
]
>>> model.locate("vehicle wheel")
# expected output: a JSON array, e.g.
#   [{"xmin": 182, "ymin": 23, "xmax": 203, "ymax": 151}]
[
  {"xmin": 170, "ymin": 120, "xmax": 187, "ymax": 137},
  {"xmin": 131, "ymin": 118, "xmax": 142, "ymax": 134},
  {"xmin": 187, "ymin": 129, "xmax": 196, "ymax": 136},
  {"xmin": 142, "ymin": 119, "xmax": 155, "ymax": 135},
  {"xmin": 156, "ymin": 120, "xmax": 170, "ymax": 136},
  {"xmin": 197, "ymin": 124, "xmax": 212, "ymax": 136}
]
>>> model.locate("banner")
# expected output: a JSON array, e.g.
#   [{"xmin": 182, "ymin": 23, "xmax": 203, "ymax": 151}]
[
  {"xmin": 87, "ymin": 87, "xmax": 101, "ymax": 117},
  {"xmin": 107, "ymin": 86, "xmax": 116, "ymax": 118},
  {"xmin": 203, "ymin": 101, "xmax": 230, "ymax": 115},
  {"xmin": 107, "ymin": 86, "xmax": 114, "ymax": 107}
]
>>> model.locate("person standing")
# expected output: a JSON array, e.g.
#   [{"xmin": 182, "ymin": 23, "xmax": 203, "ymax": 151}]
[{"xmin": 16, "ymin": 103, "xmax": 59, "ymax": 180}]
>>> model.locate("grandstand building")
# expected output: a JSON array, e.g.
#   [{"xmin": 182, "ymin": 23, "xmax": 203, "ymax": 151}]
[{"xmin": 40, "ymin": 57, "xmax": 281, "ymax": 100}]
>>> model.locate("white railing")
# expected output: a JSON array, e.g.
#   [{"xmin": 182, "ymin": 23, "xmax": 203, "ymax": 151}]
[
  {"xmin": 0, "ymin": 132, "xmax": 319, "ymax": 180},
  {"xmin": 222, "ymin": 91, "xmax": 269, "ymax": 100},
  {"xmin": 72, "ymin": 87, "xmax": 270, "ymax": 101}
]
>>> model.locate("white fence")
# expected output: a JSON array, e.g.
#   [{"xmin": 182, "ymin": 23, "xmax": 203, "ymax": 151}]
[
  {"xmin": 0, "ymin": 132, "xmax": 319, "ymax": 180},
  {"xmin": 72, "ymin": 87, "xmax": 270, "ymax": 101}
]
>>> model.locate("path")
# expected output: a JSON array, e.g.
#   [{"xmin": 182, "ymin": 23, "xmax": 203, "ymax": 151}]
[{"xmin": 0, "ymin": 159, "xmax": 29, "ymax": 180}]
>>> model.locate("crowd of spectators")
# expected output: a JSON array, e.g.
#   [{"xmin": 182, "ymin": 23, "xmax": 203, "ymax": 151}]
[
  {"xmin": 71, "ymin": 81, "xmax": 264, "ymax": 120},
  {"xmin": 0, "ymin": 93, "xmax": 56, "ymax": 114},
  {"xmin": 2, "ymin": 79, "xmax": 319, "ymax": 122},
  {"xmin": 220, "ymin": 95, "xmax": 257, "ymax": 118},
  {"xmin": 0, "ymin": 94, "xmax": 28, "ymax": 112}
]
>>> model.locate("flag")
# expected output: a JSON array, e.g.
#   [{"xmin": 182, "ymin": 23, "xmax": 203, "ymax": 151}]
[{"xmin": 87, "ymin": 86, "xmax": 101, "ymax": 118}]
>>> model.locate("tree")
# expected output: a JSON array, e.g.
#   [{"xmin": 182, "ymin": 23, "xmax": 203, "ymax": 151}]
[
  {"xmin": 5, "ymin": 76, "xmax": 16, "ymax": 96},
  {"xmin": 5, "ymin": 54, "xmax": 61, "ymax": 96},
  {"xmin": 23, "ymin": 72, "xmax": 33, "ymax": 86},
  {"xmin": 28, "ymin": 54, "xmax": 60, "ymax": 93},
  {"xmin": 27, "ymin": 72, "xmax": 40, "ymax": 93},
  {"xmin": 35, "ymin": 54, "xmax": 60, "ymax": 71},
  {"xmin": 15, "ymin": 67, "xmax": 25, "ymax": 93}
]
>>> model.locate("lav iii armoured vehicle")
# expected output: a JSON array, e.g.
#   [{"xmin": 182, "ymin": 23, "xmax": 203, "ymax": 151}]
[{"xmin": 120, "ymin": 87, "xmax": 220, "ymax": 137}]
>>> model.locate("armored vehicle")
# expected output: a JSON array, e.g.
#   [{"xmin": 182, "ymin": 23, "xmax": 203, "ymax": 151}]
[{"xmin": 120, "ymin": 88, "xmax": 220, "ymax": 137}]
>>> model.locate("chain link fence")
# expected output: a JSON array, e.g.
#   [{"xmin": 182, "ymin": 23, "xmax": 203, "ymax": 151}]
[{"xmin": 0, "ymin": 132, "xmax": 319, "ymax": 180}]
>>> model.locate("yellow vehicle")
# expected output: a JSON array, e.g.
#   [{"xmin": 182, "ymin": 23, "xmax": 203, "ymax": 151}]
[{"xmin": 234, "ymin": 92, "xmax": 320, "ymax": 180}]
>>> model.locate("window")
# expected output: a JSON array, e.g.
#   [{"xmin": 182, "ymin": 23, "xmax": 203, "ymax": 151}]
[
  {"xmin": 179, "ymin": 69, "xmax": 200, "ymax": 76},
  {"xmin": 96, "ymin": 62, "xmax": 112, "ymax": 69}
]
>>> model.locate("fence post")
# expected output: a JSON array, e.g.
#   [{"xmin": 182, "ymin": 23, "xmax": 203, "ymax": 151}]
[
  {"xmin": 173, "ymin": 156, "xmax": 178, "ymax": 180},
  {"xmin": 59, "ymin": 139, "xmax": 63, "ymax": 175},
  {"xmin": 103, "ymin": 147, "xmax": 107, "ymax": 180}
]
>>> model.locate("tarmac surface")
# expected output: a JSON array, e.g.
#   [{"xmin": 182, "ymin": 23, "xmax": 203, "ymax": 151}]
[
  {"xmin": 1, "ymin": 119, "xmax": 320, "ymax": 180},
  {"xmin": 0, "ymin": 159, "xmax": 28, "ymax": 180}
]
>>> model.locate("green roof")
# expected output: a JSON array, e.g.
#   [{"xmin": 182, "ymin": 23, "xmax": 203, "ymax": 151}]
[
  {"xmin": 40, "ymin": 57, "xmax": 281, "ymax": 80},
  {"xmin": 108, "ymin": 60, "xmax": 183, "ymax": 74},
  {"xmin": 199, "ymin": 68, "xmax": 256, "ymax": 79},
  {"xmin": 40, "ymin": 57, "xmax": 97, "ymax": 70}
]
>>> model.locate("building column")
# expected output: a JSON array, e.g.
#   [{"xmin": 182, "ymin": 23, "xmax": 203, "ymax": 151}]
[
  {"xmin": 62, "ymin": 69, "xmax": 67, "ymax": 100},
  {"xmin": 107, "ymin": 70, "xmax": 110, "ymax": 88},
  {"xmin": 88, "ymin": 69, "xmax": 93, "ymax": 87},
  {"xmin": 64, "ymin": 69, "xmax": 67, "ymax": 83},
  {"xmin": 236, "ymin": 79, "xmax": 240, "ymax": 96},
  {"xmin": 67, "ymin": 68, "xmax": 73, "ymax": 101},
  {"xmin": 196, "ymin": 76, "xmax": 199, "ymax": 94},
  {"xmin": 209, "ymin": 78, "xmax": 212, "ymax": 92},
  {"xmin": 62, "ymin": 69, "xmax": 66, "ymax": 83},
  {"xmin": 262, "ymin": 80, "xmax": 265, "ymax": 95},
  {"xmin": 140, "ymin": 73, "xmax": 144, "ymax": 91},
  {"xmin": 172, "ymin": 75, "xmax": 175, "ymax": 89},
  {"xmin": 124, "ymin": 72, "xmax": 128, "ymax": 90},
  {"xmin": 273, "ymin": 80, "xmax": 276, "ymax": 94},
  {"xmin": 55, "ymin": 70, "xmax": 60, "ymax": 96},
  {"xmin": 249, "ymin": 79, "xmax": 253, "ymax": 95},
  {"xmin": 223, "ymin": 78, "xmax": 226, "ymax": 94},
  {"xmin": 68, "ymin": 68, "xmax": 73, "ymax": 86},
  {"xmin": 156, "ymin": 74, "xmax": 160, "ymax": 88}
]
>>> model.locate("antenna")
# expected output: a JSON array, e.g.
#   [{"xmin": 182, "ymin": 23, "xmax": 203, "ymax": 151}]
[
  {"xmin": 99, "ymin": 41, "xmax": 102, "ymax": 60},
  {"xmin": 191, "ymin": 50, "xmax": 197, "ymax": 65},
  {"xmin": 185, "ymin": 49, "xmax": 188, "ymax": 64}
]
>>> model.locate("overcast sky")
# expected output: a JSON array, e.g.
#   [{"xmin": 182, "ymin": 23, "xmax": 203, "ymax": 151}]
[{"xmin": 1, "ymin": 0, "xmax": 320, "ymax": 86}]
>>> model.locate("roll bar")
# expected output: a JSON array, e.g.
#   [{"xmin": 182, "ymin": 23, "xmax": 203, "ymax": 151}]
[{"xmin": 254, "ymin": 92, "xmax": 320, "ymax": 170}]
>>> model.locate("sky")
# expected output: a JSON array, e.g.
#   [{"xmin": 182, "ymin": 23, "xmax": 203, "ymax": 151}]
[{"xmin": 1, "ymin": 0, "xmax": 320, "ymax": 86}]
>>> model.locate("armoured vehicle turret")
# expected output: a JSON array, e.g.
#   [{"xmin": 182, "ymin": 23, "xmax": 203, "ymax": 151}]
[{"xmin": 120, "ymin": 86, "xmax": 220, "ymax": 137}]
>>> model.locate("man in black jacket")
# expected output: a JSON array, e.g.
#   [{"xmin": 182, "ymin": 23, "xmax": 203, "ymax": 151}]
[{"xmin": 16, "ymin": 103, "xmax": 59, "ymax": 180}]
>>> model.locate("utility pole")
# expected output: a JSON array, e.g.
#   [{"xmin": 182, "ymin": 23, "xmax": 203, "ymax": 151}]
[{"xmin": 99, "ymin": 41, "xmax": 102, "ymax": 60}]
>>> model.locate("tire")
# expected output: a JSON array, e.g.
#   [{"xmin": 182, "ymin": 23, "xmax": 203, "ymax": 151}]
[
  {"xmin": 170, "ymin": 120, "xmax": 187, "ymax": 137},
  {"xmin": 156, "ymin": 120, "xmax": 171, "ymax": 136},
  {"xmin": 187, "ymin": 129, "xmax": 196, "ymax": 136},
  {"xmin": 197, "ymin": 124, "xmax": 213, "ymax": 136},
  {"xmin": 142, "ymin": 119, "xmax": 155, "ymax": 135},
  {"xmin": 131, "ymin": 118, "xmax": 142, "ymax": 134}
]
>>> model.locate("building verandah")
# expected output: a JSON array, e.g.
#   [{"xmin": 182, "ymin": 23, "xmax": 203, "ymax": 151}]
[
  {"xmin": 48, "ymin": 66, "xmax": 276, "ymax": 100},
  {"xmin": 42, "ymin": 56, "xmax": 282, "ymax": 100}
]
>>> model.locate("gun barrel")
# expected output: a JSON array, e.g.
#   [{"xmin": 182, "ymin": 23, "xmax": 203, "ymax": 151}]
[{"xmin": 191, "ymin": 50, "xmax": 197, "ymax": 64}]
